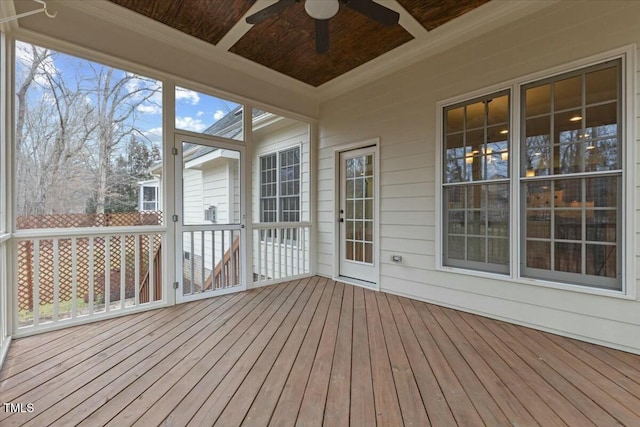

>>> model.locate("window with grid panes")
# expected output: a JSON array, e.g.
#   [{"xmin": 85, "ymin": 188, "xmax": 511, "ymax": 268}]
[
  {"xmin": 442, "ymin": 91, "xmax": 511, "ymax": 273},
  {"xmin": 259, "ymin": 147, "xmax": 300, "ymax": 240},
  {"xmin": 521, "ymin": 59, "xmax": 622, "ymax": 290},
  {"xmin": 260, "ymin": 153, "xmax": 277, "ymax": 224},
  {"xmin": 441, "ymin": 57, "xmax": 625, "ymax": 292}
]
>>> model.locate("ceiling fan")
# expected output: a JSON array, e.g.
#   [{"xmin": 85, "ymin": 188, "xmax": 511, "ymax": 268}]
[{"xmin": 246, "ymin": 0, "xmax": 400, "ymax": 54}]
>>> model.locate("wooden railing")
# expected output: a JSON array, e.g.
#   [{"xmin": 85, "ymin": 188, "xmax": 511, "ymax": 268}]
[
  {"xmin": 205, "ymin": 236, "xmax": 240, "ymax": 290},
  {"xmin": 252, "ymin": 222, "xmax": 311, "ymax": 285},
  {"xmin": 140, "ymin": 242, "xmax": 162, "ymax": 304},
  {"xmin": 15, "ymin": 228, "xmax": 164, "ymax": 332}
]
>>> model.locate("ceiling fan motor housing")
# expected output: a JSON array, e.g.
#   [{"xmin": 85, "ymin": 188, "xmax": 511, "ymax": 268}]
[{"xmin": 304, "ymin": 0, "xmax": 340, "ymax": 20}]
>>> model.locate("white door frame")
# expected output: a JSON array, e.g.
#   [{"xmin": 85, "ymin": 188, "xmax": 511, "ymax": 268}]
[
  {"xmin": 174, "ymin": 131, "xmax": 247, "ymax": 303},
  {"xmin": 333, "ymin": 138, "xmax": 380, "ymax": 290}
]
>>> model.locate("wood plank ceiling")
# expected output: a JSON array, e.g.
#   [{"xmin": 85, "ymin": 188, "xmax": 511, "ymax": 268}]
[{"xmin": 107, "ymin": 0, "xmax": 491, "ymax": 87}]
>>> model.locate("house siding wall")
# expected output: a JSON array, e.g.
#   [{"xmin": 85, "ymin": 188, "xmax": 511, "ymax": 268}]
[
  {"xmin": 183, "ymin": 169, "xmax": 204, "ymax": 225},
  {"xmin": 317, "ymin": 0, "xmax": 640, "ymax": 353}
]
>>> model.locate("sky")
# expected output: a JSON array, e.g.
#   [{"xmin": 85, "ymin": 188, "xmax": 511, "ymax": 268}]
[{"xmin": 15, "ymin": 40, "xmax": 241, "ymax": 147}]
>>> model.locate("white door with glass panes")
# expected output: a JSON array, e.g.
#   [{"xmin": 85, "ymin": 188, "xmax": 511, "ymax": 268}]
[
  {"xmin": 339, "ymin": 147, "xmax": 377, "ymax": 284},
  {"xmin": 175, "ymin": 133, "xmax": 245, "ymax": 302}
]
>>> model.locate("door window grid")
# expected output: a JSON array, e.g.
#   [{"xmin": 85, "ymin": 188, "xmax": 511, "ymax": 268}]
[{"xmin": 345, "ymin": 155, "xmax": 374, "ymax": 264}]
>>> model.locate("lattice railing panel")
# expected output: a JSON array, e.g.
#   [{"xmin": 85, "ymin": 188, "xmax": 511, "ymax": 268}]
[
  {"xmin": 17, "ymin": 211, "xmax": 163, "ymax": 230},
  {"xmin": 17, "ymin": 232, "xmax": 163, "ymax": 328}
]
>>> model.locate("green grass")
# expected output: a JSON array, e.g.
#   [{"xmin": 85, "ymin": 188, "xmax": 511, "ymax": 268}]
[{"xmin": 19, "ymin": 298, "xmax": 91, "ymax": 324}]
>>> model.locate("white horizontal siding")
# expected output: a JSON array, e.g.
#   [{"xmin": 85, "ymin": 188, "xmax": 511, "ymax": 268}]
[
  {"xmin": 317, "ymin": 0, "xmax": 640, "ymax": 353},
  {"xmin": 183, "ymin": 169, "xmax": 203, "ymax": 225},
  {"xmin": 202, "ymin": 160, "xmax": 230, "ymax": 223}
]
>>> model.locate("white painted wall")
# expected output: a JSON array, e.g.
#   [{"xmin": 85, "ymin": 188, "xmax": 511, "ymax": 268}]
[{"xmin": 317, "ymin": 1, "xmax": 640, "ymax": 353}]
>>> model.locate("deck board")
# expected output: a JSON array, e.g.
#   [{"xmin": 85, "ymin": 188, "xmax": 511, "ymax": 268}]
[
  {"xmin": 410, "ymin": 299, "xmax": 506, "ymax": 425},
  {"xmin": 457, "ymin": 310, "xmax": 595, "ymax": 426},
  {"xmin": 323, "ymin": 283, "xmax": 353, "ymax": 427},
  {"xmin": 1, "ymin": 277, "xmax": 639, "ymax": 426},
  {"xmin": 296, "ymin": 281, "xmax": 343, "ymax": 427},
  {"xmin": 386, "ymin": 294, "xmax": 457, "ymax": 427},
  {"xmin": 349, "ymin": 286, "xmax": 376, "ymax": 427},
  {"xmin": 364, "ymin": 289, "xmax": 404, "ymax": 426},
  {"xmin": 242, "ymin": 277, "xmax": 327, "ymax": 426}
]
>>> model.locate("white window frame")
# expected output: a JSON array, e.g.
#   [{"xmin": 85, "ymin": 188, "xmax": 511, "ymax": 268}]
[
  {"xmin": 259, "ymin": 145, "xmax": 301, "ymax": 224},
  {"xmin": 436, "ymin": 45, "xmax": 637, "ymax": 299},
  {"xmin": 139, "ymin": 183, "xmax": 160, "ymax": 212}
]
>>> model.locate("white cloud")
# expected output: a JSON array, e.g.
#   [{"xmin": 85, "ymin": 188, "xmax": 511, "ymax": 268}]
[
  {"xmin": 144, "ymin": 127, "xmax": 163, "ymax": 136},
  {"xmin": 142, "ymin": 127, "xmax": 163, "ymax": 142},
  {"xmin": 213, "ymin": 110, "xmax": 225, "ymax": 120},
  {"xmin": 197, "ymin": 111, "xmax": 205, "ymax": 117},
  {"xmin": 175, "ymin": 116, "xmax": 206, "ymax": 133},
  {"xmin": 138, "ymin": 104, "xmax": 162, "ymax": 114},
  {"xmin": 175, "ymin": 88, "xmax": 200, "ymax": 105}
]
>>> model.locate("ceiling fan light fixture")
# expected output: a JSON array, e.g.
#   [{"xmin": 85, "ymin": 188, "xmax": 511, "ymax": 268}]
[{"xmin": 305, "ymin": 0, "xmax": 339, "ymax": 20}]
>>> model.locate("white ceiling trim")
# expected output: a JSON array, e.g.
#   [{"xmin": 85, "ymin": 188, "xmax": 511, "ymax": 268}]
[
  {"xmin": 42, "ymin": 0, "xmax": 557, "ymax": 103},
  {"xmin": 388, "ymin": 0, "xmax": 428, "ymax": 40},
  {"xmin": 217, "ymin": 0, "xmax": 279, "ymax": 51}
]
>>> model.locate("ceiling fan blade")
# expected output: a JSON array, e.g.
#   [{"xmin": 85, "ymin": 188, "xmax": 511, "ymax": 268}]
[
  {"xmin": 315, "ymin": 19, "xmax": 330, "ymax": 54},
  {"xmin": 343, "ymin": 0, "xmax": 399, "ymax": 26},
  {"xmin": 246, "ymin": 0, "xmax": 297, "ymax": 24}
]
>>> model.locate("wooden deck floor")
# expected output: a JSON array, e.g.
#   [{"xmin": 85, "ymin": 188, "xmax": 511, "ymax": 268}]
[{"xmin": 1, "ymin": 276, "xmax": 639, "ymax": 426}]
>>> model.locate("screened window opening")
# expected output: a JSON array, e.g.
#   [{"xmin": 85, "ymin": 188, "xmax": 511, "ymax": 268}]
[{"xmin": 14, "ymin": 40, "xmax": 163, "ymax": 229}]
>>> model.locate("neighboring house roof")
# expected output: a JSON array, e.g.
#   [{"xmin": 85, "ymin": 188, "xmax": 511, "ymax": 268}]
[
  {"xmin": 183, "ymin": 107, "xmax": 267, "ymax": 161},
  {"xmin": 148, "ymin": 108, "xmax": 278, "ymax": 175}
]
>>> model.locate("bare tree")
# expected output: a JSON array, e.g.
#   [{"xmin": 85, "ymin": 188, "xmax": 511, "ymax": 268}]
[
  {"xmin": 15, "ymin": 45, "xmax": 94, "ymax": 216},
  {"xmin": 14, "ymin": 41, "xmax": 161, "ymax": 219},
  {"xmin": 86, "ymin": 66, "xmax": 160, "ymax": 214}
]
